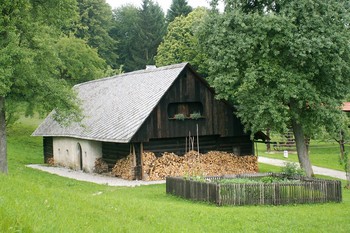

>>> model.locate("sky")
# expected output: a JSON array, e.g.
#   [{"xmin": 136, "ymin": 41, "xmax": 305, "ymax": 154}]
[{"xmin": 105, "ymin": 0, "xmax": 219, "ymax": 13}]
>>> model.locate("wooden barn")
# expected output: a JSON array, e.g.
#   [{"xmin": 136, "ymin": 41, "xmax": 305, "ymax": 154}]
[{"xmin": 33, "ymin": 63, "xmax": 263, "ymax": 179}]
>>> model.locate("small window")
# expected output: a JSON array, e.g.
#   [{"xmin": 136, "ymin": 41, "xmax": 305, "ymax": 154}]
[{"xmin": 168, "ymin": 102, "xmax": 204, "ymax": 119}]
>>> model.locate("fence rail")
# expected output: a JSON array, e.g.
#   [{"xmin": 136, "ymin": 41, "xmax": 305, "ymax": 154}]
[{"xmin": 166, "ymin": 173, "xmax": 342, "ymax": 206}]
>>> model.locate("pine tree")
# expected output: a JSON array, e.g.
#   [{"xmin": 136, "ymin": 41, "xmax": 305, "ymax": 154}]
[
  {"xmin": 75, "ymin": 0, "xmax": 118, "ymax": 68},
  {"xmin": 167, "ymin": 0, "xmax": 192, "ymax": 23},
  {"xmin": 131, "ymin": 0, "xmax": 166, "ymax": 71}
]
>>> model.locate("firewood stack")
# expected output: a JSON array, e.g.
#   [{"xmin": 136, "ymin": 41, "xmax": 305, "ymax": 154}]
[
  {"xmin": 111, "ymin": 151, "xmax": 257, "ymax": 181},
  {"xmin": 47, "ymin": 157, "xmax": 55, "ymax": 166},
  {"xmin": 111, "ymin": 154, "xmax": 135, "ymax": 180},
  {"xmin": 142, "ymin": 151, "xmax": 258, "ymax": 181},
  {"xmin": 94, "ymin": 158, "xmax": 109, "ymax": 174}
]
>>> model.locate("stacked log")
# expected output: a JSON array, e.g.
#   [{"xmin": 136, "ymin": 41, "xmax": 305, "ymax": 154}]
[
  {"xmin": 47, "ymin": 157, "xmax": 55, "ymax": 166},
  {"xmin": 142, "ymin": 151, "xmax": 258, "ymax": 181},
  {"xmin": 111, "ymin": 154, "xmax": 135, "ymax": 180},
  {"xmin": 111, "ymin": 151, "xmax": 258, "ymax": 181},
  {"xmin": 94, "ymin": 158, "xmax": 109, "ymax": 174}
]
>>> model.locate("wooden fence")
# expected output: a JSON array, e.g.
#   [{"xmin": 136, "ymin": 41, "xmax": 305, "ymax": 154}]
[{"xmin": 166, "ymin": 173, "xmax": 342, "ymax": 206}]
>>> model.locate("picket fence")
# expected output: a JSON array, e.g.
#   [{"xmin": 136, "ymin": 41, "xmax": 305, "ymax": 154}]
[{"xmin": 166, "ymin": 173, "xmax": 342, "ymax": 206}]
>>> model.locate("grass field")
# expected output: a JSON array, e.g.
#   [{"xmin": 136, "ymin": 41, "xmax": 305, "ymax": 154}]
[
  {"xmin": 256, "ymin": 140, "xmax": 349, "ymax": 171},
  {"xmin": 0, "ymin": 119, "xmax": 350, "ymax": 232}
]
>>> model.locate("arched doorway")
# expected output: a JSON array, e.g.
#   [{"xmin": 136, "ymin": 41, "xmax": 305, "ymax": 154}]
[{"xmin": 77, "ymin": 143, "xmax": 83, "ymax": 170}]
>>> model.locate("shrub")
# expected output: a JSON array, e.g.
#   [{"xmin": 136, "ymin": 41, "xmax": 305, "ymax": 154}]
[
  {"xmin": 189, "ymin": 112, "xmax": 202, "ymax": 120},
  {"xmin": 174, "ymin": 113, "xmax": 185, "ymax": 121},
  {"xmin": 281, "ymin": 162, "xmax": 305, "ymax": 177}
]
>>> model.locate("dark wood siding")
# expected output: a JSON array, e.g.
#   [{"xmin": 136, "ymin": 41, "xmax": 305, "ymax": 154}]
[
  {"xmin": 43, "ymin": 137, "xmax": 53, "ymax": 163},
  {"xmin": 102, "ymin": 142, "xmax": 130, "ymax": 169},
  {"xmin": 132, "ymin": 69, "xmax": 248, "ymax": 142},
  {"xmin": 143, "ymin": 135, "xmax": 253, "ymax": 156},
  {"xmin": 126, "ymin": 66, "xmax": 252, "ymax": 160}
]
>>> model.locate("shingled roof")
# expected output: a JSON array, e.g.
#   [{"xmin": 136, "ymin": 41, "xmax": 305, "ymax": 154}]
[{"xmin": 32, "ymin": 63, "xmax": 189, "ymax": 143}]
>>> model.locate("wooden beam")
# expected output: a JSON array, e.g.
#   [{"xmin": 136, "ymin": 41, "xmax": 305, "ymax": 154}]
[{"xmin": 133, "ymin": 142, "xmax": 143, "ymax": 180}]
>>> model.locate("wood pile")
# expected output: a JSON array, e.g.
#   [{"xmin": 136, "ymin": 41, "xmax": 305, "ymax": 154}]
[
  {"xmin": 111, "ymin": 154, "xmax": 135, "ymax": 180},
  {"xmin": 143, "ymin": 151, "xmax": 257, "ymax": 181},
  {"xmin": 47, "ymin": 157, "xmax": 55, "ymax": 166},
  {"xmin": 94, "ymin": 158, "xmax": 109, "ymax": 174},
  {"xmin": 112, "ymin": 151, "xmax": 258, "ymax": 181},
  {"xmin": 111, "ymin": 151, "xmax": 257, "ymax": 181}
]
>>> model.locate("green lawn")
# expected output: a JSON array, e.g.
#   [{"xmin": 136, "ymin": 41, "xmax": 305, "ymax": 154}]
[
  {"xmin": 0, "ymin": 119, "xmax": 349, "ymax": 232},
  {"xmin": 256, "ymin": 141, "xmax": 348, "ymax": 171}
]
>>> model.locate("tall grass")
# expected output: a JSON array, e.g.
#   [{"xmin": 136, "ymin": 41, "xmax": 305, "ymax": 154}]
[{"xmin": 0, "ymin": 119, "xmax": 350, "ymax": 232}]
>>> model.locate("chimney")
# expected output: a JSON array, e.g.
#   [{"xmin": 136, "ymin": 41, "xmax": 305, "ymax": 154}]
[{"xmin": 146, "ymin": 65, "xmax": 157, "ymax": 70}]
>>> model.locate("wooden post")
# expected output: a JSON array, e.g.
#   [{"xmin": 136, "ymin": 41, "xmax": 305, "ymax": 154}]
[
  {"xmin": 140, "ymin": 142, "xmax": 143, "ymax": 180},
  {"xmin": 133, "ymin": 142, "xmax": 143, "ymax": 180},
  {"xmin": 196, "ymin": 124, "xmax": 200, "ymax": 155}
]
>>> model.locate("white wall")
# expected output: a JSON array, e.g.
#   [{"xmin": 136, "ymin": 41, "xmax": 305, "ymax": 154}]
[{"xmin": 53, "ymin": 137, "xmax": 102, "ymax": 172}]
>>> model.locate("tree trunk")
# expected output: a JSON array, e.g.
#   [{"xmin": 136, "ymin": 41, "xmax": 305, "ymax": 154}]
[
  {"xmin": 291, "ymin": 119, "xmax": 314, "ymax": 177},
  {"xmin": 0, "ymin": 96, "xmax": 8, "ymax": 174},
  {"xmin": 266, "ymin": 128, "xmax": 271, "ymax": 152},
  {"xmin": 346, "ymin": 165, "xmax": 350, "ymax": 189},
  {"xmin": 339, "ymin": 131, "xmax": 345, "ymax": 160}
]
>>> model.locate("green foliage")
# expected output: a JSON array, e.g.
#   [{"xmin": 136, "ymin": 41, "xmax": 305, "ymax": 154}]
[
  {"xmin": 156, "ymin": 8, "xmax": 209, "ymax": 76},
  {"xmin": 131, "ymin": 0, "xmax": 166, "ymax": 70},
  {"xmin": 56, "ymin": 36, "xmax": 108, "ymax": 85},
  {"xmin": 0, "ymin": 0, "xmax": 88, "ymax": 173},
  {"xmin": 30, "ymin": 0, "xmax": 79, "ymax": 33},
  {"xmin": 0, "ymin": 0, "xmax": 81, "ymax": 118},
  {"xmin": 110, "ymin": 5, "xmax": 140, "ymax": 72},
  {"xmin": 190, "ymin": 112, "xmax": 202, "ymax": 120},
  {"xmin": 281, "ymin": 162, "xmax": 305, "ymax": 177},
  {"xmin": 174, "ymin": 113, "xmax": 185, "ymax": 121},
  {"xmin": 111, "ymin": 1, "xmax": 166, "ymax": 72},
  {"xmin": 166, "ymin": 0, "xmax": 193, "ymax": 23},
  {"xmin": 200, "ymin": 0, "xmax": 350, "ymax": 136},
  {"xmin": 75, "ymin": 0, "xmax": 118, "ymax": 68},
  {"xmin": 219, "ymin": 178, "xmax": 255, "ymax": 184},
  {"xmin": 200, "ymin": 0, "xmax": 350, "ymax": 176}
]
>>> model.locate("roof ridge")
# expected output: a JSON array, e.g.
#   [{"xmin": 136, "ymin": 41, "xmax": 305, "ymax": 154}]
[{"xmin": 74, "ymin": 62, "xmax": 188, "ymax": 88}]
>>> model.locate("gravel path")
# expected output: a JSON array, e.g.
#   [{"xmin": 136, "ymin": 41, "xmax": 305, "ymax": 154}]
[
  {"xmin": 258, "ymin": 156, "xmax": 346, "ymax": 180},
  {"xmin": 27, "ymin": 157, "xmax": 346, "ymax": 187},
  {"xmin": 26, "ymin": 164, "xmax": 165, "ymax": 187}
]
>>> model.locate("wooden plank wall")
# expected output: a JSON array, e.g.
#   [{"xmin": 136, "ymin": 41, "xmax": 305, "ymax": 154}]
[
  {"xmin": 102, "ymin": 142, "xmax": 130, "ymax": 169},
  {"xmin": 132, "ymin": 69, "xmax": 248, "ymax": 142},
  {"xmin": 142, "ymin": 135, "xmax": 253, "ymax": 156},
  {"xmin": 102, "ymin": 135, "xmax": 253, "ymax": 169}
]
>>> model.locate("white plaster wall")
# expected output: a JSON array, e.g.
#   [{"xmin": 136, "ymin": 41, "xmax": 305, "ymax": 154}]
[{"xmin": 53, "ymin": 137, "xmax": 102, "ymax": 172}]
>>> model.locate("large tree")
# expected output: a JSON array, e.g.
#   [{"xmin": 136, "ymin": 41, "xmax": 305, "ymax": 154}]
[
  {"xmin": 131, "ymin": 0, "xmax": 166, "ymax": 70},
  {"xmin": 156, "ymin": 8, "xmax": 208, "ymax": 76},
  {"xmin": 56, "ymin": 36, "xmax": 108, "ymax": 85},
  {"xmin": 110, "ymin": 1, "xmax": 166, "ymax": 72},
  {"xmin": 0, "ymin": 0, "xmax": 112, "ymax": 173},
  {"xmin": 166, "ymin": 0, "xmax": 193, "ymax": 23},
  {"xmin": 110, "ymin": 5, "xmax": 140, "ymax": 72},
  {"xmin": 200, "ymin": 0, "xmax": 350, "ymax": 177},
  {"xmin": 75, "ymin": 0, "xmax": 118, "ymax": 68}
]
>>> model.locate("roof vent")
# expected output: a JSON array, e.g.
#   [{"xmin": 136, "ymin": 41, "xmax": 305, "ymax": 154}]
[{"xmin": 146, "ymin": 65, "xmax": 157, "ymax": 70}]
